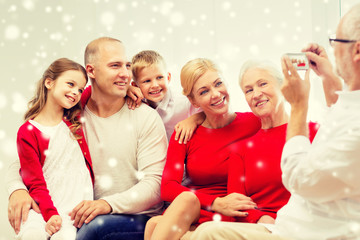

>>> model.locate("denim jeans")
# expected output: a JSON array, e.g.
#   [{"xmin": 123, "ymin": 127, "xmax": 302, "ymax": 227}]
[{"xmin": 76, "ymin": 214, "xmax": 150, "ymax": 240}]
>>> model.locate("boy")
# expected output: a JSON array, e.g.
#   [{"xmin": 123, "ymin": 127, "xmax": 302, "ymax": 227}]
[{"xmin": 131, "ymin": 50, "xmax": 204, "ymax": 143}]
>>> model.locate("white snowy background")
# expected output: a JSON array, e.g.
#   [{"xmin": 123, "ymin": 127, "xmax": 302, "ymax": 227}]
[{"xmin": 0, "ymin": 0, "xmax": 358, "ymax": 238}]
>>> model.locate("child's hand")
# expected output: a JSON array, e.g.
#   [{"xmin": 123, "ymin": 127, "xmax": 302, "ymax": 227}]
[
  {"xmin": 45, "ymin": 215, "xmax": 62, "ymax": 236},
  {"xmin": 126, "ymin": 85, "xmax": 143, "ymax": 110},
  {"xmin": 174, "ymin": 118, "xmax": 197, "ymax": 144},
  {"xmin": 174, "ymin": 112, "xmax": 205, "ymax": 144}
]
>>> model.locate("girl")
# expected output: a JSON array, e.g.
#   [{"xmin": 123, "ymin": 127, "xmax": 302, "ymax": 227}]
[{"xmin": 16, "ymin": 58, "xmax": 94, "ymax": 240}]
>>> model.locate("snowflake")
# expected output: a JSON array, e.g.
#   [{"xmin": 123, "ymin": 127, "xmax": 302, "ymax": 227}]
[
  {"xmin": 22, "ymin": 32, "xmax": 29, "ymax": 39},
  {"xmin": 170, "ymin": 12, "xmax": 184, "ymax": 26},
  {"xmin": 222, "ymin": 2, "xmax": 231, "ymax": 11},
  {"xmin": 256, "ymin": 161, "xmax": 263, "ymax": 168},
  {"xmin": 50, "ymin": 32, "xmax": 63, "ymax": 41},
  {"xmin": 171, "ymin": 224, "xmax": 178, "ymax": 232},
  {"xmin": 12, "ymin": 92, "xmax": 27, "ymax": 113},
  {"xmin": 45, "ymin": 6, "xmax": 52, "ymax": 13},
  {"xmin": 0, "ymin": 130, "xmax": 5, "ymax": 140},
  {"xmin": 108, "ymin": 158, "xmax": 118, "ymax": 167},
  {"xmin": 273, "ymin": 34, "xmax": 285, "ymax": 45},
  {"xmin": 62, "ymin": 14, "xmax": 73, "ymax": 23},
  {"xmin": 212, "ymin": 213, "xmax": 221, "ymax": 222},
  {"xmin": 249, "ymin": 45, "xmax": 260, "ymax": 56},
  {"xmin": 130, "ymin": 191, "xmax": 139, "ymax": 199},
  {"xmin": 5, "ymin": 25, "xmax": 21, "ymax": 40},
  {"xmin": 174, "ymin": 163, "xmax": 182, "ymax": 170},
  {"xmin": 101, "ymin": 12, "xmax": 115, "ymax": 26},
  {"xmin": 135, "ymin": 171, "xmax": 145, "ymax": 180},
  {"xmin": 8, "ymin": 5, "xmax": 17, "ymax": 12},
  {"xmin": 117, "ymin": 3, "xmax": 126, "ymax": 12},
  {"xmin": 22, "ymin": 0, "xmax": 35, "ymax": 11},
  {"xmin": 56, "ymin": 6, "xmax": 63, "ymax": 12},
  {"xmin": 160, "ymin": 2, "xmax": 174, "ymax": 15},
  {"xmin": 99, "ymin": 175, "xmax": 113, "ymax": 190},
  {"xmin": 0, "ymin": 93, "xmax": 8, "ymax": 109},
  {"xmin": 95, "ymin": 217, "xmax": 104, "ymax": 226}
]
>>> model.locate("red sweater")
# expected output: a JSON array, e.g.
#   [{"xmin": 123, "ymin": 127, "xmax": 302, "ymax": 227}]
[
  {"xmin": 16, "ymin": 119, "xmax": 94, "ymax": 222},
  {"xmin": 227, "ymin": 122, "xmax": 319, "ymax": 223},
  {"xmin": 161, "ymin": 112, "xmax": 261, "ymax": 223}
]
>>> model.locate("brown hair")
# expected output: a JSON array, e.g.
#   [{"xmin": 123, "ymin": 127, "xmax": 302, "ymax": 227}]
[
  {"xmin": 131, "ymin": 50, "xmax": 166, "ymax": 82},
  {"xmin": 24, "ymin": 58, "xmax": 88, "ymax": 138}
]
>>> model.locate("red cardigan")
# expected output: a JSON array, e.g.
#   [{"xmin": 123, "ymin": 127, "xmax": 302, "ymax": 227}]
[
  {"xmin": 227, "ymin": 122, "xmax": 319, "ymax": 223},
  {"xmin": 17, "ymin": 119, "xmax": 94, "ymax": 222},
  {"xmin": 161, "ymin": 112, "xmax": 261, "ymax": 223}
]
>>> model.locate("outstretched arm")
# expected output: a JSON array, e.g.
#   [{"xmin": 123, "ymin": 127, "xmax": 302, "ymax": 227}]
[{"xmin": 302, "ymin": 43, "xmax": 342, "ymax": 106}]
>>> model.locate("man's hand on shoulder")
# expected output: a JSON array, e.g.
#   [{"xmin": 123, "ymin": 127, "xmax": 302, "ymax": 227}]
[
  {"xmin": 8, "ymin": 189, "xmax": 40, "ymax": 234},
  {"xmin": 70, "ymin": 199, "xmax": 112, "ymax": 228}
]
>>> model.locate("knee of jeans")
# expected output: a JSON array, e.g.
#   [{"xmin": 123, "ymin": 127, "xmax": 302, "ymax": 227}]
[{"xmin": 76, "ymin": 216, "xmax": 106, "ymax": 239}]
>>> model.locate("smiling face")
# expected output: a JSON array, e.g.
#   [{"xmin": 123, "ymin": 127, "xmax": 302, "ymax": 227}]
[
  {"xmin": 241, "ymin": 68, "xmax": 283, "ymax": 119},
  {"xmin": 88, "ymin": 41, "xmax": 131, "ymax": 100},
  {"xmin": 135, "ymin": 63, "xmax": 170, "ymax": 104},
  {"xmin": 46, "ymin": 70, "xmax": 87, "ymax": 109},
  {"xmin": 189, "ymin": 70, "xmax": 229, "ymax": 117}
]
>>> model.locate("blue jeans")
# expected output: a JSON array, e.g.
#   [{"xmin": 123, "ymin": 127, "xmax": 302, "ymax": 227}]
[{"xmin": 76, "ymin": 214, "xmax": 150, "ymax": 240}]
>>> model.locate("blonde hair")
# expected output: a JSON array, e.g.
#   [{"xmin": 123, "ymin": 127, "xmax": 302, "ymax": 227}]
[
  {"xmin": 25, "ymin": 58, "xmax": 88, "ymax": 138},
  {"xmin": 180, "ymin": 58, "xmax": 221, "ymax": 98},
  {"xmin": 131, "ymin": 50, "xmax": 166, "ymax": 82},
  {"xmin": 84, "ymin": 37, "xmax": 122, "ymax": 66}
]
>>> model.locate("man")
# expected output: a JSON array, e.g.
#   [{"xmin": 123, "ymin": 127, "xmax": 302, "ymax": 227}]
[
  {"xmin": 190, "ymin": 4, "xmax": 360, "ymax": 240},
  {"xmin": 7, "ymin": 37, "xmax": 168, "ymax": 240}
]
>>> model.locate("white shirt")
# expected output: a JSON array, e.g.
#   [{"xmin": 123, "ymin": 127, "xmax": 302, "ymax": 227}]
[
  {"xmin": 274, "ymin": 90, "xmax": 360, "ymax": 240},
  {"xmin": 29, "ymin": 120, "xmax": 93, "ymax": 215},
  {"xmin": 152, "ymin": 88, "xmax": 200, "ymax": 141},
  {"xmin": 83, "ymin": 103, "xmax": 167, "ymax": 216}
]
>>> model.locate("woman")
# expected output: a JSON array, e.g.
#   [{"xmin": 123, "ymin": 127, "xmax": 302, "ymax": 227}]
[
  {"xmin": 145, "ymin": 58, "xmax": 261, "ymax": 240},
  {"xmin": 227, "ymin": 60, "xmax": 318, "ymax": 224}
]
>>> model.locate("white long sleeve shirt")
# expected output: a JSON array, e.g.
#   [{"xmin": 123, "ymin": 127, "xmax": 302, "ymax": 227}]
[{"xmin": 274, "ymin": 90, "xmax": 360, "ymax": 240}]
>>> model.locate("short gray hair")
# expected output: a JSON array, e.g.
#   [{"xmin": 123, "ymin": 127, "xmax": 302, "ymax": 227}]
[
  {"xmin": 239, "ymin": 60, "xmax": 283, "ymax": 87},
  {"xmin": 341, "ymin": 4, "xmax": 360, "ymax": 40}
]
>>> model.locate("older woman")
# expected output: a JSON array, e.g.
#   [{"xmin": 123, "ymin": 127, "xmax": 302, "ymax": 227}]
[
  {"xmin": 227, "ymin": 60, "xmax": 319, "ymax": 224},
  {"xmin": 145, "ymin": 58, "xmax": 261, "ymax": 240},
  {"xmin": 190, "ymin": 60, "xmax": 319, "ymax": 239}
]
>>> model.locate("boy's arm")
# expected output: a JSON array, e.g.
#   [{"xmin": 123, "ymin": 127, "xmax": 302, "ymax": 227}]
[
  {"xmin": 126, "ymin": 85, "xmax": 144, "ymax": 109},
  {"xmin": 174, "ymin": 111, "xmax": 205, "ymax": 144}
]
